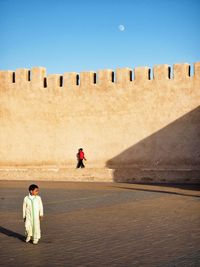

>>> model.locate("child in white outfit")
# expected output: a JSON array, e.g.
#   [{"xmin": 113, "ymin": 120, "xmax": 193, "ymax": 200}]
[{"xmin": 23, "ymin": 184, "xmax": 43, "ymax": 244}]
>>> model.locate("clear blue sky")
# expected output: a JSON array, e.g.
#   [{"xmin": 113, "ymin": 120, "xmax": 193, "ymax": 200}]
[{"xmin": 0, "ymin": 0, "xmax": 200, "ymax": 74}]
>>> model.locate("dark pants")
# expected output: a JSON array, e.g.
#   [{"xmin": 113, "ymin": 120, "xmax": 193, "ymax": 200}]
[{"xmin": 76, "ymin": 159, "xmax": 85, "ymax": 168}]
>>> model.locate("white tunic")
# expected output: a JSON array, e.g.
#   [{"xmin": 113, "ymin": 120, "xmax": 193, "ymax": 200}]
[{"xmin": 23, "ymin": 194, "xmax": 43, "ymax": 240}]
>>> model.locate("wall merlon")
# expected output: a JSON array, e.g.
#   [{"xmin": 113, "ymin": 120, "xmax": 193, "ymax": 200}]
[
  {"xmin": 63, "ymin": 72, "xmax": 78, "ymax": 87},
  {"xmin": 47, "ymin": 74, "xmax": 62, "ymax": 88},
  {"xmin": 173, "ymin": 63, "xmax": 190, "ymax": 80},
  {"xmin": 97, "ymin": 69, "xmax": 114, "ymax": 84},
  {"xmin": 194, "ymin": 62, "xmax": 200, "ymax": 79},
  {"xmin": 134, "ymin": 66, "xmax": 150, "ymax": 81},
  {"xmin": 31, "ymin": 67, "xmax": 46, "ymax": 86},
  {"xmin": 79, "ymin": 71, "xmax": 96, "ymax": 87},
  {"xmin": 116, "ymin": 68, "xmax": 132, "ymax": 85},
  {"xmin": 15, "ymin": 68, "xmax": 30, "ymax": 84},
  {"xmin": 0, "ymin": 71, "xmax": 14, "ymax": 85},
  {"xmin": 153, "ymin": 65, "xmax": 170, "ymax": 80}
]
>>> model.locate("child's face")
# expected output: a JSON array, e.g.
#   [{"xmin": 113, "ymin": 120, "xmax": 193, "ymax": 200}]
[{"xmin": 30, "ymin": 188, "xmax": 39, "ymax": 196}]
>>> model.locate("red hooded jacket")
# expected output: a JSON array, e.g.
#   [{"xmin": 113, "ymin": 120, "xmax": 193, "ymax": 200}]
[{"xmin": 79, "ymin": 151, "xmax": 85, "ymax": 160}]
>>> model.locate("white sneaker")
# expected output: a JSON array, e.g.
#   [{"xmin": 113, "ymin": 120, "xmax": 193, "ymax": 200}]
[
  {"xmin": 33, "ymin": 240, "xmax": 38, "ymax": 245},
  {"xmin": 25, "ymin": 236, "xmax": 31, "ymax": 243}
]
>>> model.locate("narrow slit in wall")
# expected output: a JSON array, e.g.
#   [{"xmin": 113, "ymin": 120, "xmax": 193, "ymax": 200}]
[
  {"xmin": 130, "ymin": 70, "xmax": 133, "ymax": 81},
  {"xmin": 76, "ymin": 74, "xmax": 79, "ymax": 85},
  {"xmin": 168, "ymin": 67, "xmax": 171, "ymax": 79},
  {"xmin": 148, "ymin": 69, "xmax": 151, "ymax": 80},
  {"xmin": 44, "ymin": 77, "xmax": 47, "ymax": 88},
  {"xmin": 12, "ymin": 72, "xmax": 15, "ymax": 83},
  {"xmin": 188, "ymin": 65, "xmax": 191, "ymax": 77},
  {"xmin": 60, "ymin": 76, "xmax": 63, "ymax": 87},
  {"xmin": 94, "ymin": 73, "xmax": 97, "ymax": 84},
  {"xmin": 112, "ymin": 71, "xmax": 115, "ymax": 82},
  {"xmin": 28, "ymin": 70, "xmax": 31, "ymax": 81}
]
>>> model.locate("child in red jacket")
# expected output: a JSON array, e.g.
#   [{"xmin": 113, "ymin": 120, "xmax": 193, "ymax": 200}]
[{"xmin": 76, "ymin": 148, "xmax": 87, "ymax": 168}]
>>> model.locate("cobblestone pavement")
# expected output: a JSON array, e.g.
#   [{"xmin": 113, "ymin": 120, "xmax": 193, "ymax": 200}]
[{"xmin": 0, "ymin": 181, "xmax": 200, "ymax": 267}]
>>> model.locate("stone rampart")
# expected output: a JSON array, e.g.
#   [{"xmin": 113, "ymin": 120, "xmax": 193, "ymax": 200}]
[{"xmin": 0, "ymin": 62, "xmax": 200, "ymax": 182}]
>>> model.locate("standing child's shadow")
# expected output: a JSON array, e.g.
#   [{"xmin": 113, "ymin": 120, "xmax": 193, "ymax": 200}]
[{"xmin": 0, "ymin": 226, "xmax": 24, "ymax": 242}]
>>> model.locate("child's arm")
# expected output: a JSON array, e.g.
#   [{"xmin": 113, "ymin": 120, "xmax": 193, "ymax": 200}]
[
  {"xmin": 39, "ymin": 197, "xmax": 44, "ymax": 219},
  {"xmin": 23, "ymin": 197, "xmax": 26, "ymax": 221}
]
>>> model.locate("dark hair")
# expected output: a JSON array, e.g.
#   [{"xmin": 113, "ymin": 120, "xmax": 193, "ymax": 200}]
[{"xmin": 29, "ymin": 184, "xmax": 39, "ymax": 192}]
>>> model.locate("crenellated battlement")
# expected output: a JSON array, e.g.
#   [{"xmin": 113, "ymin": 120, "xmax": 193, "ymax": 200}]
[
  {"xmin": 0, "ymin": 61, "xmax": 200, "ymax": 183},
  {"xmin": 0, "ymin": 62, "xmax": 200, "ymax": 91}
]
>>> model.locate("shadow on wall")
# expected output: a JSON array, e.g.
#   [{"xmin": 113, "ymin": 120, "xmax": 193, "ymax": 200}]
[{"xmin": 106, "ymin": 106, "xmax": 200, "ymax": 184}]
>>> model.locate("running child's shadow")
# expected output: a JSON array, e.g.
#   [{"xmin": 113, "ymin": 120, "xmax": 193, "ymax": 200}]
[{"xmin": 0, "ymin": 226, "xmax": 24, "ymax": 242}]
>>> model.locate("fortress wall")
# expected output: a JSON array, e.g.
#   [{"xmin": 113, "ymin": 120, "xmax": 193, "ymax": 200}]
[{"xmin": 0, "ymin": 63, "xmax": 200, "ymax": 182}]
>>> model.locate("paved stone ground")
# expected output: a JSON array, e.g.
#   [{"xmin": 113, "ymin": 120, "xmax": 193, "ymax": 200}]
[{"xmin": 0, "ymin": 181, "xmax": 200, "ymax": 267}]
